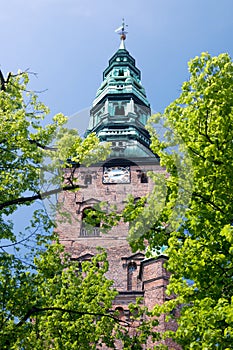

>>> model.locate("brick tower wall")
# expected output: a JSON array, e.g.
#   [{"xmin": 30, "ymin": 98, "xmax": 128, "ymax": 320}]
[
  {"xmin": 56, "ymin": 162, "xmax": 164, "ymax": 290},
  {"xmin": 140, "ymin": 257, "xmax": 181, "ymax": 349}
]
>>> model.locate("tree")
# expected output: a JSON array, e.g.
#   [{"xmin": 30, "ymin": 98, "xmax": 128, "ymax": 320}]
[
  {"xmin": 0, "ymin": 70, "xmax": 143, "ymax": 349},
  {"xmin": 134, "ymin": 52, "xmax": 233, "ymax": 349},
  {"xmin": 0, "ymin": 244, "xmax": 119, "ymax": 349}
]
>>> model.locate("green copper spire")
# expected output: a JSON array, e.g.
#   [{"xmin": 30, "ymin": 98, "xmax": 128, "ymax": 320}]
[{"xmin": 85, "ymin": 22, "xmax": 157, "ymax": 160}]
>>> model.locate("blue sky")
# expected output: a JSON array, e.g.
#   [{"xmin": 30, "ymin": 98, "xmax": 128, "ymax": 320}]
[{"xmin": 1, "ymin": 0, "xmax": 233, "ymax": 130}]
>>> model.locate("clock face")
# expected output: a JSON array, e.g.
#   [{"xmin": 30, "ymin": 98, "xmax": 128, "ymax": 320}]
[{"xmin": 103, "ymin": 166, "xmax": 130, "ymax": 184}]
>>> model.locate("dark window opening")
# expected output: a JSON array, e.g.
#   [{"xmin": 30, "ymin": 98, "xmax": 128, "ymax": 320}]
[
  {"xmin": 141, "ymin": 172, "xmax": 148, "ymax": 183},
  {"xmin": 115, "ymin": 105, "xmax": 125, "ymax": 115},
  {"xmin": 84, "ymin": 174, "xmax": 92, "ymax": 185},
  {"xmin": 115, "ymin": 307, "xmax": 125, "ymax": 320},
  {"xmin": 127, "ymin": 262, "xmax": 137, "ymax": 291},
  {"xmin": 118, "ymin": 69, "xmax": 124, "ymax": 76},
  {"xmin": 134, "ymin": 197, "xmax": 141, "ymax": 203}
]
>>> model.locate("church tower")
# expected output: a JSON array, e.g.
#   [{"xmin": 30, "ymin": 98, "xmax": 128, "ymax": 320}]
[{"xmin": 57, "ymin": 22, "xmax": 179, "ymax": 349}]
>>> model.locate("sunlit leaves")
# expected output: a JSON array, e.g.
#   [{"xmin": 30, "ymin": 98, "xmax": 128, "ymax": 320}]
[{"xmin": 145, "ymin": 53, "xmax": 233, "ymax": 348}]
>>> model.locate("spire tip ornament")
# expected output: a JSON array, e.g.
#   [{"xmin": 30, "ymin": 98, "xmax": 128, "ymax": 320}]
[{"xmin": 115, "ymin": 18, "xmax": 128, "ymax": 49}]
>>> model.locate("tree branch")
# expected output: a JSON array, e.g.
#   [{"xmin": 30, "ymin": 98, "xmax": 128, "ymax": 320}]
[
  {"xmin": 192, "ymin": 191, "xmax": 225, "ymax": 213},
  {"xmin": 188, "ymin": 146, "xmax": 206, "ymax": 160},
  {"xmin": 28, "ymin": 139, "xmax": 57, "ymax": 151},
  {"xmin": 0, "ymin": 184, "xmax": 87, "ymax": 211},
  {"xmin": 16, "ymin": 306, "xmax": 130, "ymax": 328}
]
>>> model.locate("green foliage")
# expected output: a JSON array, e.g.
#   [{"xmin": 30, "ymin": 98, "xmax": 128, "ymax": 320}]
[
  {"xmin": 12, "ymin": 246, "xmax": 119, "ymax": 349},
  {"xmin": 127, "ymin": 52, "xmax": 233, "ymax": 348},
  {"xmin": 0, "ymin": 71, "xmax": 133, "ymax": 349},
  {"xmin": 0, "ymin": 243, "xmax": 120, "ymax": 349}
]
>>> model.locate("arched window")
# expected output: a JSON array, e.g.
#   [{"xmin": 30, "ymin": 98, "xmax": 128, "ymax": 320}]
[
  {"xmin": 80, "ymin": 207, "xmax": 100, "ymax": 237},
  {"xmin": 127, "ymin": 262, "xmax": 137, "ymax": 291}
]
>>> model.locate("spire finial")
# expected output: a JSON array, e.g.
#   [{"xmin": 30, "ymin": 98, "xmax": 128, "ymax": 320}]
[{"xmin": 115, "ymin": 18, "xmax": 128, "ymax": 49}]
